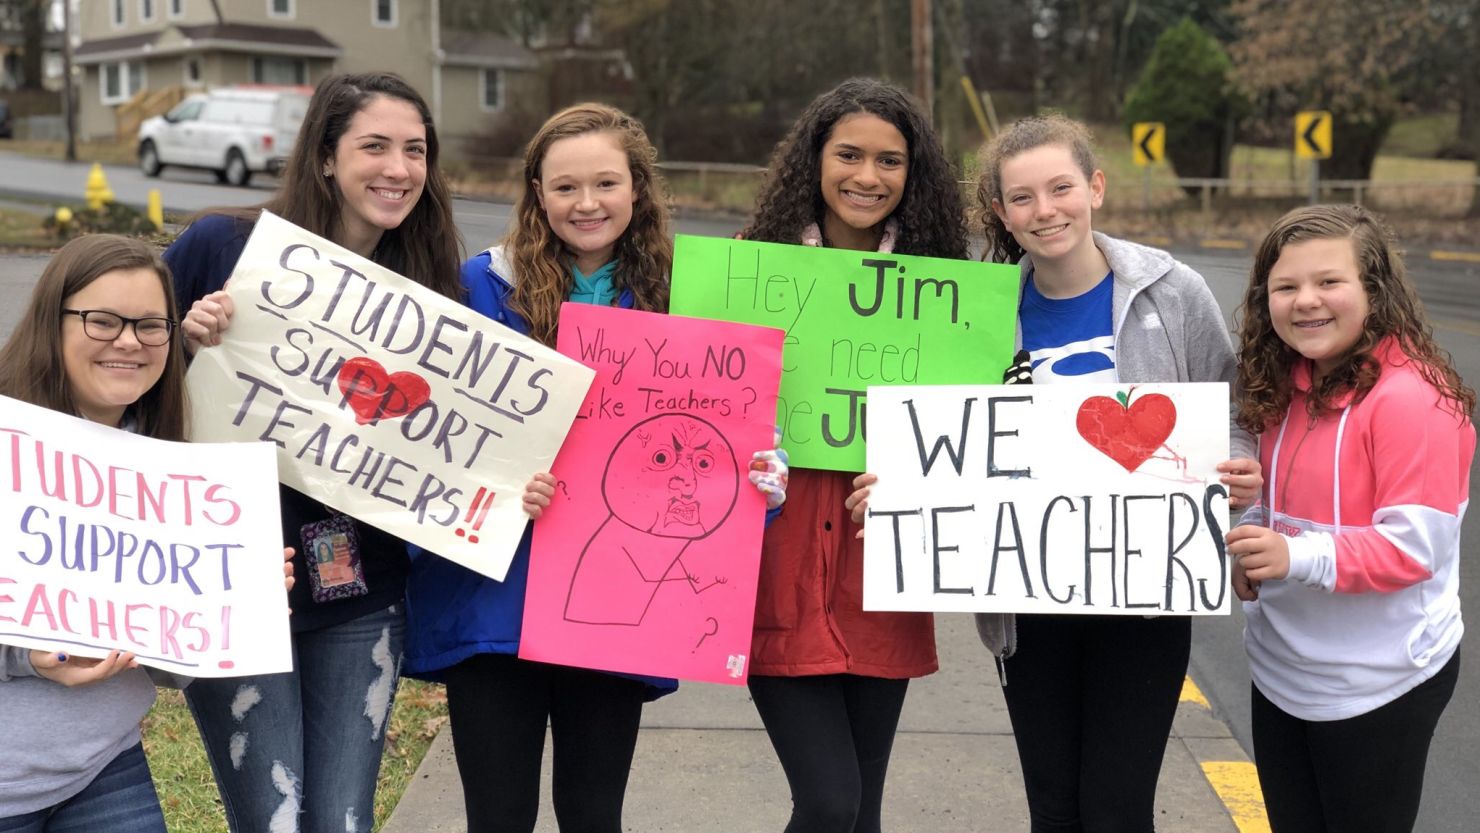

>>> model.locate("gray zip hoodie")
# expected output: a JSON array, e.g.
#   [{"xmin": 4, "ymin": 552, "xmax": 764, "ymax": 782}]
[
  {"xmin": 974, "ymin": 232, "xmax": 1255, "ymax": 667},
  {"xmin": 0, "ymin": 646, "xmax": 158, "ymax": 816}
]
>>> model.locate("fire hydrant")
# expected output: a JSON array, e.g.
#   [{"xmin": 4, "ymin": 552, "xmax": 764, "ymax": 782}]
[{"xmin": 84, "ymin": 163, "xmax": 115, "ymax": 211}]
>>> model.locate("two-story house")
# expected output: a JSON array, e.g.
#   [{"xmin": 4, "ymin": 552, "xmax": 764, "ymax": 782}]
[{"xmin": 71, "ymin": 0, "xmax": 540, "ymax": 146}]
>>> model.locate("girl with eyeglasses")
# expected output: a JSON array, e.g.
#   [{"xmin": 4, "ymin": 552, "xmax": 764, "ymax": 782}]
[{"xmin": 0, "ymin": 235, "xmax": 291, "ymax": 833}]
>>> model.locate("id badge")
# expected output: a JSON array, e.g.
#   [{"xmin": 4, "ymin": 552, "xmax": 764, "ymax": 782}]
[{"xmin": 300, "ymin": 515, "xmax": 370, "ymax": 603}]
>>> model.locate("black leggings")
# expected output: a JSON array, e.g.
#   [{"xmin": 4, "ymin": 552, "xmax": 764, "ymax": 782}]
[
  {"xmin": 1001, "ymin": 614, "xmax": 1191, "ymax": 833},
  {"xmin": 1251, "ymin": 649, "xmax": 1460, "ymax": 833},
  {"xmin": 747, "ymin": 673, "xmax": 910, "ymax": 833},
  {"xmin": 443, "ymin": 653, "xmax": 647, "ymax": 833}
]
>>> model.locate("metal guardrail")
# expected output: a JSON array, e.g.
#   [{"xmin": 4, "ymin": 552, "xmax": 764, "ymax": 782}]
[
  {"xmin": 461, "ymin": 155, "xmax": 1479, "ymax": 217},
  {"xmin": 1163, "ymin": 177, "xmax": 1480, "ymax": 213}
]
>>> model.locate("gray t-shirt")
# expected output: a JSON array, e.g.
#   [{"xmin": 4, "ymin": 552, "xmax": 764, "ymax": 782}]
[{"xmin": 0, "ymin": 646, "xmax": 157, "ymax": 816}]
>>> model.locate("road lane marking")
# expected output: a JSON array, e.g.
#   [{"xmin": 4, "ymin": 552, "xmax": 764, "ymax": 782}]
[
  {"xmin": 1431, "ymin": 250, "xmax": 1480, "ymax": 264},
  {"xmin": 1432, "ymin": 318, "xmax": 1480, "ymax": 338}
]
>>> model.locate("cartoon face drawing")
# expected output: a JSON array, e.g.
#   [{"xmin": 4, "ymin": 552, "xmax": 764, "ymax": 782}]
[{"xmin": 602, "ymin": 413, "xmax": 739, "ymax": 539}]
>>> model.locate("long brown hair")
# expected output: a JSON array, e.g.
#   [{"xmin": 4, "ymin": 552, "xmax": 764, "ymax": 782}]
[
  {"xmin": 1235, "ymin": 204, "xmax": 1474, "ymax": 430},
  {"xmin": 209, "ymin": 73, "xmax": 462, "ymax": 299},
  {"xmin": 0, "ymin": 235, "xmax": 188, "ymax": 440},
  {"xmin": 975, "ymin": 114, "xmax": 1098, "ymax": 264},
  {"xmin": 506, "ymin": 103, "xmax": 672, "ymax": 347},
  {"xmin": 741, "ymin": 78, "xmax": 969, "ymax": 259}
]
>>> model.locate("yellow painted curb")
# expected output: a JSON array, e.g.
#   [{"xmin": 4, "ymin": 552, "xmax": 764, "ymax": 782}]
[
  {"xmin": 1199, "ymin": 238, "xmax": 1249, "ymax": 250},
  {"xmin": 1138, "ymin": 235, "xmax": 1174, "ymax": 247},
  {"xmin": 1180, "ymin": 675, "xmax": 1210, "ymax": 708},
  {"xmin": 1431, "ymin": 250, "xmax": 1480, "ymax": 264},
  {"xmin": 1201, "ymin": 761, "xmax": 1272, "ymax": 833}
]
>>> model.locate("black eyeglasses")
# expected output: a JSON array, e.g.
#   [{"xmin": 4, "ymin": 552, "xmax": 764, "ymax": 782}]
[{"xmin": 62, "ymin": 309, "xmax": 177, "ymax": 346}]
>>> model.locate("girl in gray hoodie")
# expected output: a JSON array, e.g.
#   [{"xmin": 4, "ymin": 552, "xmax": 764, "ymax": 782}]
[{"xmin": 972, "ymin": 115, "xmax": 1261, "ymax": 833}]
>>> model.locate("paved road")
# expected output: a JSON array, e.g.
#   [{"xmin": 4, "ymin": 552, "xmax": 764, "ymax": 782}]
[
  {"xmin": 0, "ymin": 150, "xmax": 739, "ymax": 250},
  {"xmin": 3, "ymin": 150, "xmax": 1478, "ymax": 829}
]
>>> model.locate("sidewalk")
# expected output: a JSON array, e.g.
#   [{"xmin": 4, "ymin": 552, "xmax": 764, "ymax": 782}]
[{"xmin": 382, "ymin": 613, "xmax": 1256, "ymax": 833}]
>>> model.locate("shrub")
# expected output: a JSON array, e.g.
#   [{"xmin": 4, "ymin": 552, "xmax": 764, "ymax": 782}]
[{"xmin": 1123, "ymin": 18, "xmax": 1248, "ymax": 192}]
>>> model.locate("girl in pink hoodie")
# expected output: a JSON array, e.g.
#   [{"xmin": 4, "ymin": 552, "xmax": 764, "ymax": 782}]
[{"xmin": 1228, "ymin": 204, "xmax": 1474, "ymax": 833}]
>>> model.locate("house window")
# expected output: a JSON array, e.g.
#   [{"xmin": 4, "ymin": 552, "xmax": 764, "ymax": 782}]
[
  {"xmin": 169, "ymin": 0, "xmax": 185, "ymax": 19},
  {"xmin": 184, "ymin": 57, "xmax": 202, "ymax": 86},
  {"xmin": 140, "ymin": 0, "xmax": 156, "ymax": 22},
  {"xmin": 268, "ymin": 0, "xmax": 293, "ymax": 19},
  {"xmin": 372, "ymin": 0, "xmax": 397, "ymax": 27},
  {"xmin": 101, "ymin": 61, "xmax": 145, "ymax": 105},
  {"xmin": 251, "ymin": 56, "xmax": 306, "ymax": 85},
  {"xmin": 111, "ymin": 0, "xmax": 126, "ymax": 27},
  {"xmin": 479, "ymin": 68, "xmax": 503, "ymax": 112}
]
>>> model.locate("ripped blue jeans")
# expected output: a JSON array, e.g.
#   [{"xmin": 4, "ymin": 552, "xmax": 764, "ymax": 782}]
[{"xmin": 185, "ymin": 603, "xmax": 405, "ymax": 833}]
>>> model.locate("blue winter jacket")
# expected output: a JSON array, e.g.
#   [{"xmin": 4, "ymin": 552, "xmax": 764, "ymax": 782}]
[{"xmin": 401, "ymin": 248, "xmax": 677, "ymax": 699}]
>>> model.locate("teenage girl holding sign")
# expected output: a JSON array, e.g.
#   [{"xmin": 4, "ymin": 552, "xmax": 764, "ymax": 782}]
[
  {"xmin": 739, "ymin": 77, "xmax": 969, "ymax": 833},
  {"xmin": 166, "ymin": 72, "xmax": 464, "ymax": 833},
  {"xmin": 0, "ymin": 235, "xmax": 291, "ymax": 832},
  {"xmin": 402, "ymin": 103, "xmax": 788, "ymax": 833},
  {"xmin": 850, "ymin": 114, "xmax": 1260, "ymax": 831},
  {"xmin": 966, "ymin": 115, "xmax": 1260, "ymax": 833}
]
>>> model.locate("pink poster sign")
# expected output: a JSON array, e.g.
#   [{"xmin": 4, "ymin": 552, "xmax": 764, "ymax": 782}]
[{"xmin": 519, "ymin": 303, "xmax": 783, "ymax": 685}]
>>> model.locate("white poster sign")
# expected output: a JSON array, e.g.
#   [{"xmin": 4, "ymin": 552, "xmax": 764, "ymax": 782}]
[
  {"xmin": 186, "ymin": 212, "xmax": 595, "ymax": 581},
  {"xmin": 0, "ymin": 395, "xmax": 290, "ymax": 676},
  {"xmin": 863, "ymin": 383, "xmax": 1232, "ymax": 615}
]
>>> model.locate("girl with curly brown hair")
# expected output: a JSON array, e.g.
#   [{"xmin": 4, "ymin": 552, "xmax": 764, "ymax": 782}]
[
  {"xmin": 739, "ymin": 77, "xmax": 969, "ymax": 833},
  {"xmin": 1227, "ymin": 204, "xmax": 1472, "ymax": 833}
]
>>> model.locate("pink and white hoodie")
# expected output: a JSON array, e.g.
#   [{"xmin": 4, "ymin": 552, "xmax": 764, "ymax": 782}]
[{"xmin": 1243, "ymin": 337, "xmax": 1473, "ymax": 721}]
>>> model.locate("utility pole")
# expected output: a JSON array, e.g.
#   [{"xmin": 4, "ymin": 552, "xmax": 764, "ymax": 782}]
[
  {"xmin": 62, "ymin": 0, "xmax": 75, "ymax": 161},
  {"xmin": 911, "ymin": 0, "xmax": 933, "ymax": 117}
]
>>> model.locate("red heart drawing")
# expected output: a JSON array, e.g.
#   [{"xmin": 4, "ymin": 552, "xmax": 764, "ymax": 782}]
[
  {"xmin": 336, "ymin": 357, "xmax": 431, "ymax": 425},
  {"xmin": 1075, "ymin": 393, "xmax": 1177, "ymax": 472}
]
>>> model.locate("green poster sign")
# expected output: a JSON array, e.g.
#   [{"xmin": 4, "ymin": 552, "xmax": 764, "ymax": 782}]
[{"xmin": 670, "ymin": 234, "xmax": 1020, "ymax": 471}]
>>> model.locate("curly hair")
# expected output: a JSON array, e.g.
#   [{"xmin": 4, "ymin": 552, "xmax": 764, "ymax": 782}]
[
  {"xmin": 208, "ymin": 73, "xmax": 463, "ymax": 301},
  {"xmin": 975, "ymin": 114, "xmax": 1098, "ymax": 264},
  {"xmin": 0, "ymin": 235, "xmax": 188, "ymax": 441},
  {"xmin": 1235, "ymin": 204, "xmax": 1474, "ymax": 431},
  {"xmin": 740, "ymin": 78, "xmax": 969, "ymax": 259},
  {"xmin": 504, "ymin": 103, "xmax": 672, "ymax": 347}
]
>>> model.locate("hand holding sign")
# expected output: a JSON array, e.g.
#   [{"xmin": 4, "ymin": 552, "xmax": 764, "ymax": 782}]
[
  {"xmin": 523, "ymin": 472, "xmax": 557, "ymax": 519},
  {"xmin": 182, "ymin": 289, "xmax": 234, "ymax": 352},
  {"xmin": 30, "ymin": 649, "xmax": 139, "ymax": 687}
]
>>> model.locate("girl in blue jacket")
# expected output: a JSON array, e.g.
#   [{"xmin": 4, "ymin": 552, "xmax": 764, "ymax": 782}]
[{"xmin": 402, "ymin": 103, "xmax": 787, "ymax": 833}]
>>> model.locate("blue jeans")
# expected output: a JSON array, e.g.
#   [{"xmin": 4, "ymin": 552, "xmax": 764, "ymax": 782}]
[
  {"xmin": 0, "ymin": 743, "xmax": 165, "ymax": 833},
  {"xmin": 185, "ymin": 603, "xmax": 405, "ymax": 833}
]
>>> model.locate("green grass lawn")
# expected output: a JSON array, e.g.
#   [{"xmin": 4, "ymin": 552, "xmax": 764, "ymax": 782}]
[
  {"xmin": 0, "ymin": 204, "xmax": 59, "ymax": 250},
  {"xmin": 142, "ymin": 680, "xmax": 448, "ymax": 833}
]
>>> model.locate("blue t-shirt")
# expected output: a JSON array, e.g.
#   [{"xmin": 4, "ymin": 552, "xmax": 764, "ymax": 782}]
[{"xmin": 1020, "ymin": 271, "xmax": 1116, "ymax": 383}]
